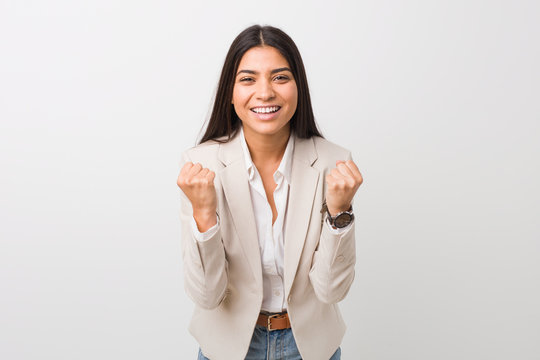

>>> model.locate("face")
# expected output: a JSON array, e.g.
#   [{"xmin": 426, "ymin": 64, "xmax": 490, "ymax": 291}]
[{"xmin": 232, "ymin": 46, "xmax": 298, "ymax": 140}]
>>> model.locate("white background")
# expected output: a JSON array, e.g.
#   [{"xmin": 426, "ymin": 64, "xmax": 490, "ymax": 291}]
[{"xmin": 1, "ymin": 0, "xmax": 539, "ymax": 359}]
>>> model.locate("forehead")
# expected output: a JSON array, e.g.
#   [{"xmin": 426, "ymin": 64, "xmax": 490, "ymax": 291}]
[{"xmin": 237, "ymin": 46, "xmax": 290, "ymax": 71}]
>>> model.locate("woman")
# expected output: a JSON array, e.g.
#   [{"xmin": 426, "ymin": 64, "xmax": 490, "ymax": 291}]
[{"xmin": 177, "ymin": 25, "xmax": 363, "ymax": 360}]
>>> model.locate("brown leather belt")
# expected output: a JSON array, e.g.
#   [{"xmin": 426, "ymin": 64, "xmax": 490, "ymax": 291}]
[{"xmin": 257, "ymin": 312, "xmax": 291, "ymax": 331}]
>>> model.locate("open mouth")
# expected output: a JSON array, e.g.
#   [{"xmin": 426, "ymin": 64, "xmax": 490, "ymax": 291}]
[{"xmin": 250, "ymin": 106, "xmax": 281, "ymax": 114}]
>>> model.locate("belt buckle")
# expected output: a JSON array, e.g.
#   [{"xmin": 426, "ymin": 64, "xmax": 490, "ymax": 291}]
[{"xmin": 267, "ymin": 313, "xmax": 280, "ymax": 331}]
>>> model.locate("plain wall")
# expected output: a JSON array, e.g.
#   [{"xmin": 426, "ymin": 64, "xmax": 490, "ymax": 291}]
[{"xmin": 1, "ymin": 0, "xmax": 539, "ymax": 359}]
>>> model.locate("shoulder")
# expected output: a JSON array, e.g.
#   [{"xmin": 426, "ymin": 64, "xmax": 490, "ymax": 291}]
[
  {"xmin": 300, "ymin": 136, "xmax": 353, "ymax": 172},
  {"xmin": 312, "ymin": 136, "xmax": 351, "ymax": 158},
  {"xmin": 293, "ymin": 134, "xmax": 352, "ymax": 170},
  {"xmin": 184, "ymin": 139, "xmax": 220, "ymax": 159},
  {"xmin": 180, "ymin": 135, "xmax": 228, "ymax": 168},
  {"xmin": 310, "ymin": 136, "xmax": 352, "ymax": 170}
]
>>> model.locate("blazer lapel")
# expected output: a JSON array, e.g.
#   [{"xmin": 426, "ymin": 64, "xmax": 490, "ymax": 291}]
[
  {"xmin": 284, "ymin": 135, "xmax": 319, "ymax": 297},
  {"xmin": 218, "ymin": 133, "xmax": 263, "ymax": 288},
  {"xmin": 217, "ymin": 132, "xmax": 320, "ymax": 298}
]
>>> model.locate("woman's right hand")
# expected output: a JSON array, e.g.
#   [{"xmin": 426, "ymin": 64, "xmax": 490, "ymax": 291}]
[{"xmin": 177, "ymin": 162, "xmax": 217, "ymax": 232}]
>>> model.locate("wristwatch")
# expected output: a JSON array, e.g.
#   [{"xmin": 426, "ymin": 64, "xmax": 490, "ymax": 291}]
[{"xmin": 322, "ymin": 201, "xmax": 354, "ymax": 229}]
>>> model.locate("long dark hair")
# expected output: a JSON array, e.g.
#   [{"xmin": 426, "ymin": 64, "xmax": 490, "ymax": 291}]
[{"xmin": 198, "ymin": 25, "xmax": 323, "ymax": 144}]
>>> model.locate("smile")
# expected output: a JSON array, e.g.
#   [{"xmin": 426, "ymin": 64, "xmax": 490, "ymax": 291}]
[{"xmin": 250, "ymin": 106, "xmax": 281, "ymax": 114}]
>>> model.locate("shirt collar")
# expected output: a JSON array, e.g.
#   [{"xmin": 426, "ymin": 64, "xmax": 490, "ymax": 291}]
[{"xmin": 239, "ymin": 125, "xmax": 295, "ymax": 184}]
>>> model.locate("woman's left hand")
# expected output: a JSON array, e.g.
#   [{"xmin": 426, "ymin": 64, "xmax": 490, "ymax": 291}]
[{"xmin": 325, "ymin": 160, "xmax": 363, "ymax": 216}]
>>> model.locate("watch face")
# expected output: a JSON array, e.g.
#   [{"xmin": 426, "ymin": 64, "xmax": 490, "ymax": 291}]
[{"xmin": 334, "ymin": 213, "xmax": 353, "ymax": 228}]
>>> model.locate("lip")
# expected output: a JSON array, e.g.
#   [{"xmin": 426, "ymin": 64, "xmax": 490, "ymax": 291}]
[{"xmin": 251, "ymin": 106, "xmax": 281, "ymax": 121}]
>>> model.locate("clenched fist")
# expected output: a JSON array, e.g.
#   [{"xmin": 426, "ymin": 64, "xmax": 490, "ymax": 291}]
[
  {"xmin": 325, "ymin": 160, "xmax": 363, "ymax": 216},
  {"xmin": 177, "ymin": 162, "xmax": 217, "ymax": 232}
]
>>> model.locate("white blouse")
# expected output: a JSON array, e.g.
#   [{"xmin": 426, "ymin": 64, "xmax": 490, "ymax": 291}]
[{"xmin": 191, "ymin": 127, "xmax": 351, "ymax": 313}]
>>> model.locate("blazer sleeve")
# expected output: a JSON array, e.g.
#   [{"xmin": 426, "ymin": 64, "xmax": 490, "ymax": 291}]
[
  {"xmin": 179, "ymin": 151, "xmax": 229, "ymax": 309},
  {"xmin": 308, "ymin": 151, "xmax": 356, "ymax": 304}
]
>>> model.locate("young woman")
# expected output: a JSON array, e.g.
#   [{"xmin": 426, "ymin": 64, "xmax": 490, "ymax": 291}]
[{"xmin": 177, "ymin": 25, "xmax": 363, "ymax": 360}]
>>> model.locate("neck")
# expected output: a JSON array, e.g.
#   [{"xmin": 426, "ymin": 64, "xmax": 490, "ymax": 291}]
[{"xmin": 243, "ymin": 125, "xmax": 291, "ymax": 167}]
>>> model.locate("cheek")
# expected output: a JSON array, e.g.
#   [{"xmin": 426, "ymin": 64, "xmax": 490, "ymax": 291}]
[
  {"xmin": 232, "ymin": 86, "xmax": 250, "ymax": 105},
  {"xmin": 285, "ymin": 86, "xmax": 298, "ymax": 110}
]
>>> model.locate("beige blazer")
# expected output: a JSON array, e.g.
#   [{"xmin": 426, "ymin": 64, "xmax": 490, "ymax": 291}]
[{"xmin": 179, "ymin": 131, "xmax": 356, "ymax": 360}]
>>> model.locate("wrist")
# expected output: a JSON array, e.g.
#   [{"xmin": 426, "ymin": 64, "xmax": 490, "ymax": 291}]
[
  {"xmin": 327, "ymin": 203, "xmax": 352, "ymax": 217},
  {"xmin": 193, "ymin": 208, "xmax": 217, "ymax": 232}
]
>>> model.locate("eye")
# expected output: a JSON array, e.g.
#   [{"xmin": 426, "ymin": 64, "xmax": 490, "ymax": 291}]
[
  {"xmin": 239, "ymin": 77, "xmax": 254, "ymax": 82},
  {"xmin": 274, "ymin": 75, "xmax": 290, "ymax": 81}
]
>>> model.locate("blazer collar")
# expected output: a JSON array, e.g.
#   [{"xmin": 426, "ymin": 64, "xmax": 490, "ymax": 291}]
[{"xmin": 217, "ymin": 129, "xmax": 318, "ymax": 167}]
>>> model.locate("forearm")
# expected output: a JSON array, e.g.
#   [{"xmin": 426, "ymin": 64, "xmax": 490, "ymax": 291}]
[
  {"xmin": 181, "ymin": 219, "xmax": 228, "ymax": 309},
  {"xmin": 308, "ymin": 221, "xmax": 356, "ymax": 304}
]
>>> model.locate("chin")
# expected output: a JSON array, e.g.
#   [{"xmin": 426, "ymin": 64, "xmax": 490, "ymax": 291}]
[{"xmin": 245, "ymin": 121, "xmax": 290, "ymax": 137}]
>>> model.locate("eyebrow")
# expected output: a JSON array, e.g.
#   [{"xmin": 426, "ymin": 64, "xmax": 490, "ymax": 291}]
[{"xmin": 236, "ymin": 67, "xmax": 292, "ymax": 76}]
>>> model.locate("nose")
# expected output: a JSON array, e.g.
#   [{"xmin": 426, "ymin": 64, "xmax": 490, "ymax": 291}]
[{"xmin": 256, "ymin": 79, "xmax": 275, "ymax": 101}]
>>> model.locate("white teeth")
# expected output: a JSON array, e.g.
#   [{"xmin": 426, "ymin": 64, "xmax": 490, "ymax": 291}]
[{"xmin": 252, "ymin": 106, "xmax": 279, "ymax": 113}]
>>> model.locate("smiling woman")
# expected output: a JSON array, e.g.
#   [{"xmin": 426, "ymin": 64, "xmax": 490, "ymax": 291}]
[{"xmin": 177, "ymin": 24, "xmax": 363, "ymax": 360}]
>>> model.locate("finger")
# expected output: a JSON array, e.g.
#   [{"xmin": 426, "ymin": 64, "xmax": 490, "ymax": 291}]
[
  {"xmin": 326, "ymin": 172, "xmax": 346, "ymax": 188},
  {"xmin": 195, "ymin": 168, "xmax": 210, "ymax": 179},
  {"xmin": 345, "ymin": 160, "xmax": 363, "ymax": 180},
  {"xmin": 206, "ymin": 170, "xmax": 216, "ymax": 182},
  {"xmin": 325, "ymin": 173, "xmax": 337, "ymax": 184},
  {"xmin": 336, "ymin": 162, "xmax": 355, "ymax": 179},
  {"xmin": 187, "ymin": 162, "xmax": 203, "ymax": 177},
  {"xmin": 180, "ymin": 162, "xmax": 193, "ymax": 176},
  {"xmin": 330, "ymin": 167, "xmax": 348, "ymax": 182}
]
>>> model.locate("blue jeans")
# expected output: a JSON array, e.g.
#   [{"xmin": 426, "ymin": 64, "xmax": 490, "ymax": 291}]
[{"xmin": 197, "ymin": 324, "xmax": 341, "ymax": 359}]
